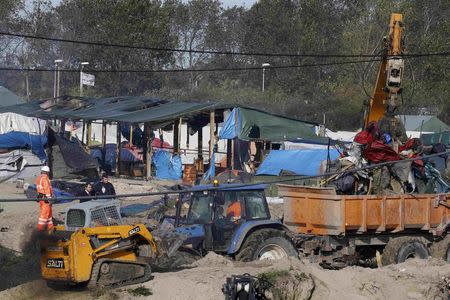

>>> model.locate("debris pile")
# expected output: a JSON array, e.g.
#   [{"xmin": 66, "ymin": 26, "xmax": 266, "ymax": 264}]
[{"xmin": 327, "ymin": 121, "xmax": 449, "ymax": 195}]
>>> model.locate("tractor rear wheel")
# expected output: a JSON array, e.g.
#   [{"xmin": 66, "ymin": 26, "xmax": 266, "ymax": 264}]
[
  {"xmin": 235, "ymin": 229, "xmax": 297, "ymax": 262},
  {"xmin": 430, "ymin": 235, "xmax": 450, "ymax": 262},
  {"xmin": 382, "ymin": 236, "xmax": 429, "ymax": 266}
]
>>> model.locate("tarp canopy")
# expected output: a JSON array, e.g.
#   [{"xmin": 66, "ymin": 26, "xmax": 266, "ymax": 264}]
[
  {"xmin": 256, "ymin": 149, "xmax": 340, "ymax": 176},
  {"xmin": 220, "ymin": 107, "xmax": 317, "ymax": 141},
  {"xmin": 0, "ymin": 96, "xmax": 231, "ymax": 126}
]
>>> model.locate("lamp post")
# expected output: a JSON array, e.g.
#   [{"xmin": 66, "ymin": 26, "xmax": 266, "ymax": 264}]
[
  {"xmin": 262, "ymin": 63, "xmax": 270, "ymax": 92},
  {"xmin": 53, "ymin": 59, "xmax": 63, "ymax": 98},
  {"xmin": 80, "ymin": 61, "xmax": 89, "ymax": 96}
]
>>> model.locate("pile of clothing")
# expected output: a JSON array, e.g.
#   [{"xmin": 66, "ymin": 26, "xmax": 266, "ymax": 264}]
[{"xmin": 327, "ymin": 121, "xmax": 449, "ymax": 195}]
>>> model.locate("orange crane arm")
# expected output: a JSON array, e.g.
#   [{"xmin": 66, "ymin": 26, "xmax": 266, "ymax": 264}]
[{"xmin": 364, "ymin": 13, "xmax": 404, "ymax": 127}]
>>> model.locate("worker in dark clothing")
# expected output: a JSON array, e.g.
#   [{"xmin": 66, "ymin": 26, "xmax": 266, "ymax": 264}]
[
  {"xmin": 94, "ymin": 174, "xmax": 116, "ymax": 196},
  {"xmin": 77, "ymin": 182, "xmax": 95, "ymax": 203}
]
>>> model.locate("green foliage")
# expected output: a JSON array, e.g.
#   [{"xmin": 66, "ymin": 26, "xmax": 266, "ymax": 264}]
[
  {"xmin": 258, "ymin": 269, "xmax": 290, "ymax": 285},
  {"xmin": 127, "ymin": 286, "xmax": 153, "ymax": 296}
]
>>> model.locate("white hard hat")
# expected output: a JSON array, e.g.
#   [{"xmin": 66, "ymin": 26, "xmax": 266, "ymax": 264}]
[{"xmin": 41, "ymin": 166, "xmax": 50, "ymax": 172}]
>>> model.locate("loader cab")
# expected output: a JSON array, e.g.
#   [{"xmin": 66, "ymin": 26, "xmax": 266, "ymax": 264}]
[
  {"xmin": 175, "ymin": 184, "xmax": 270, "ymax": 253},
  {"xmin": 64, "ymin": 199, "xmax": 122, "ymax": 231}
]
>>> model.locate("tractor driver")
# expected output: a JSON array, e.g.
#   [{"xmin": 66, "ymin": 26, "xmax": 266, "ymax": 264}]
[{"xmin": 226, "ymin": 199, "xmax": 242, "ymax": 223}]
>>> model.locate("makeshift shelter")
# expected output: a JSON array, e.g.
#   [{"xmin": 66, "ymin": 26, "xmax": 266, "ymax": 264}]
[
  {"xmin": 256, "ymin": 149, "xmax": 340, "ymax": 176},
  {"xmin": 0, "ymin": 86, "xmax": 24, "ymax": 106},
  {"xmin": 219, "ymin": 107, "xmax": 316, "ymax": 140},
  {"xmin": 421, "ymin": 131, "xmax": 450, "ymax": 146},
  {"xmin": 0, "ymin": 87, "xmax": 47, "ymax": 182},
  {"xmin": 399, "ymin": 115, "xmax": 450, "ymax": 133}
]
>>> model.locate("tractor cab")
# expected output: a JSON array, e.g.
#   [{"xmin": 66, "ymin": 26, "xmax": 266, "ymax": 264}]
[{"xmin": 174, "ymin": 184, "xmax": 271, "ymax": 253}]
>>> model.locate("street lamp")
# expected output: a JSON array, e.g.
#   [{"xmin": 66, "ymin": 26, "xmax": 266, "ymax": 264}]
[
  {"xmin": 53, "ymin": 59, "xmax": 63, "ymax": 98},
  {"xmin": 262, "ymin": 63, "xmax": 270, "ymax": 92},
  {"xmin": 80, "ymin": 62, "xmax": 89, "ymax": 97}
]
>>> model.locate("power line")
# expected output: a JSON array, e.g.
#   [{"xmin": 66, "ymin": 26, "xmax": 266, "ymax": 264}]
[
  {"xmin": 1, "ymin": 31, "xmax": 449, "ymax": 58},
  {"xmin": 0, "ymin": 58, "xmax": 384, "ymax": 73},
  {"xmin": 0, "ymin": 150, "xmax": 447, "ymax": 203}
]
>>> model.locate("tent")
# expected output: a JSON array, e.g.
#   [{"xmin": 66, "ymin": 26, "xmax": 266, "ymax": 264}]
[
  {"xmin": 399, "ymin": 115, "xmax": 450, "ymax": 133},
  {"xmin": 256, "ymin": 149, "xmax": 340, "ymax": 176},
  {"xmin": 421, "ymin": 131, "xmax": 450, "ymax": 146},
  {"xmin": 220, "ymin": 107, "xmax": 317, "ymax": 141},
  {"xmin": 0, "ymin": 86, "xmax": 24, "ymax": 107}
]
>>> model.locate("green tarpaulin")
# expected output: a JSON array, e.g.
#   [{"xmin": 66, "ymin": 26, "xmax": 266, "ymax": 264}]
[
  {"xmin": 239, "ymin": 108, "xmax": 316, "ymax": 140},
  {"xmin": 421, "ymin": 131, "xmax": 450, "ymax": 146},
  {"xmin": 399, "ymin": 115, "xmax": 450, "ymax": 132}
]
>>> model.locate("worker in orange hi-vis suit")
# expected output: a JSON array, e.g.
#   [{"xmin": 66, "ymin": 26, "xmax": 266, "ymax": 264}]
[
  {"xmin": 36, "ymin": 166, "xmax": 54, "ymax": 231},
  {"xmin": 226, "ymin": 199, "xmax": 242, "ymax": 223}
]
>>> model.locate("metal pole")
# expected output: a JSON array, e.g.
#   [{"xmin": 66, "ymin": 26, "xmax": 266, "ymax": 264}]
[
  {"xmin": 80, "ymin": 64, "xmax": 83, "ymax": 96},
  {"xmin": 56, "ymin": 64, "xmax": 61, "ymax": 97},
  {"xmin": 53, "ymin": 63, "xmax": 57, "ymax": 98},
  {"xmin": 262, "ymin": 68, "xmax": 265, "ymax": 92}
]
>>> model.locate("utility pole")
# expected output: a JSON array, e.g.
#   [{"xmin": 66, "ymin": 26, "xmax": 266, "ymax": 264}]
[
  {"xmin": 262, "ymin": 63, "xmax": 270, "ymax": 92},
  {"xmin": 79, "ymin": 61, "xmax": 89, "ymax": 96},
  {"xmin": 53, "ymin": 59, "xmax": 63, "ymax": 98}
]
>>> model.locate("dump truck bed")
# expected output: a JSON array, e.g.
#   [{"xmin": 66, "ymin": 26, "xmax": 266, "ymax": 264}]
[{"xmin": 278, "ymin": 184, "xmax": 450, "ymax": 236}]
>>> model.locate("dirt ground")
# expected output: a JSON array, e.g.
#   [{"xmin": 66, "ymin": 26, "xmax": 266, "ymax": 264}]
[{"xmin": 1, "ymin": 180, "xmax": 450, "ymax": 300}]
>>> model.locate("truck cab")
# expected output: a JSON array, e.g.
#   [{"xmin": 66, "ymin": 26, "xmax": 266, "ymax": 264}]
[{"xmin": 173, "ymin": 184, "xmax": 297, "ymax": 260}]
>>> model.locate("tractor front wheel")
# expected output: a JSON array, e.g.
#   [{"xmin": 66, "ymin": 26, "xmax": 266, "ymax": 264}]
[{"xmin": 235, "ymin": 229, "xmax": 297, "ymax": 262}]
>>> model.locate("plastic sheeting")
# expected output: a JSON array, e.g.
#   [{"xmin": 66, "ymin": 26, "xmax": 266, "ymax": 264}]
[
  {"xmin": 203, "ymin": 152, "xmax": 215, "ymax": 180},
  {"xmin": 219, "ymin": 108, "xmax": 240, "ymax": 139},
  {"xmin": 152, "ymin": 150, "xmax": 182, "ymax": 180},
  {"xmin": 0, "ymin": 132, "xmax": 47, "ymax": 160},
  {"xmin": 0, "ymin": 150, "xmax": 44, "ymax": 182},
  {"xmin": 120, "ymin": 123, "xmax": 143, "ymax": 148},
  {"xmin": 0, "ymin": 113, "xmax": 46, "ymax": 135},
  {"xmin": 54, "ymin": 135, "xmax": 98, "ymax": 173},
  {"xmin": 219, "ymin": 107, "xmax": 317, "ymax": 141},
  {"xmin": 256, "ymin": 149, "xmax": 340, "ymax": 176}
]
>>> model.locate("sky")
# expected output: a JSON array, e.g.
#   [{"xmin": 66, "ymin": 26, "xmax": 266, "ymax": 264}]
[{"xmin": 50, "ymin": 0, "xmax": 257, "ymax": 9}]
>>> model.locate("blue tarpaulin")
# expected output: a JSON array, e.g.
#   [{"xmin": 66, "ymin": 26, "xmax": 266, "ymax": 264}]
[
  {"xmin": 219, "ymin": 108, "xmax": 240, "ymax": 139},
  {"xmin": 0, "ymin": 132, "xmax": 47, "ymax": 160},
  {"xmin": 256, "ymin": 149, "xmax": 340, "ymax": 176},
  {"xmin": 203, "ymin": 152, "xmax": 216, "ymax": 180},
  {"xmin": 152, "ymin": 149, "xmax": 182, "ymax": 180},
  {"xmin": 26, "ymin": 184, "xmax": 74, "ymax": 203},
  {"xmin": 120, "ymin": 122, "xmax": 143, "ymax": 147}
]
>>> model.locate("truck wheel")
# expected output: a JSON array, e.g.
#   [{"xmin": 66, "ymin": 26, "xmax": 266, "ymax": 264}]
[
  {"xmin": 430, "ymin": 235, "xmax": 450, "ymax": 262},
  {"xmin": 235, "ymin": 229, "xmax": 297, "ymax": 262},
  {"xmin": 382, "ymin": 236, "xmax": 429, "ymax": 266}
]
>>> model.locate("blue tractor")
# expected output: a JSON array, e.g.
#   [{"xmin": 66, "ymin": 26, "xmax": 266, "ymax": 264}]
[{"xmin": 170, "ymin": 183, "xmax": 297, "ymax": 261}]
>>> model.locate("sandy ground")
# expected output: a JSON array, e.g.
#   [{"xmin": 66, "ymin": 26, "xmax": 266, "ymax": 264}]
[
  {"xmin": 1, "ymin": 254, "xmax": 449, "ymax": 300},
  {"xmin": 1, "ymin": 180, "xmax": 450, "ymax": 299}
]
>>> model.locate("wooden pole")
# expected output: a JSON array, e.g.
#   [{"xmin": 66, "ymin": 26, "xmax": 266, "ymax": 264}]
[
  {"xmin": 86, "ymin": 121, "xmax": 92, "ymax": 151},
  {"xmin": 186, "ymin": 123, "xmax": 190, "ymax": 149},
  {"xmin": 115, "ymin": 122, "xmax": 121, "ymax": 175},
  {"xmin": 101, "ymin": 121, "xmax": 107, "ymax": 169},
  {"xmin": 173, "ymin": 119, "xmax": 180, "ymax": 153},
  {"xmin": 129, "ymin": 124, "xmax": 134, "ymax": 146},
  {"xmin": 226, "ymin": 139, "xmax": 232, "ymax": 169},
  {"xmin": 209, "ymin": 110, "xmax": 215, "ymax": 157},
  {"xmin": 144, "ymin": 123, "xmax": 152, "ymax": 180},
  {"xmin": 197, "ymin": 126, "xmax": 203, "ymax": 173}
]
